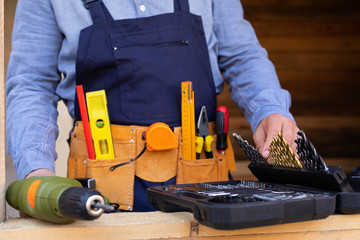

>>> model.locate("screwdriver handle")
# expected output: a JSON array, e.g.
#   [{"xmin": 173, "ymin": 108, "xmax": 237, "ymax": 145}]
[
  {"xmin": 204, "ymin": 135, "xmax": 214, "ymax": 158},
  {"xmin": 195, "ymin": 136, "xmax": 204, "ymax": 159},
  {"xmin": 216, "ymin": 106, "xmax": 229, "ymax": 152},
  {"xmin": 195, "ymin": 135, "xmax": 214, "ymax": 159}
]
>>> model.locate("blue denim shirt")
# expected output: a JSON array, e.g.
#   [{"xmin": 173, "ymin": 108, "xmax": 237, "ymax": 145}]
[{"xmin": 6, "ymin": 0, "xmax": 294, "ymax": 179}]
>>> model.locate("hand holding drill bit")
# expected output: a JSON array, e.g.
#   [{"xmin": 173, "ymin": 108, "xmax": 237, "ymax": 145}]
[
  {"xmin": 268, "ymin": 132, "xmax": 302, "ymax": 169},
  {"xmin": 233, "ymin": 130, "xmax": 328, "ymax": 172},
  {"xmin": 252, "ymin": 113, "xmax": 300, "ymax": 159}
]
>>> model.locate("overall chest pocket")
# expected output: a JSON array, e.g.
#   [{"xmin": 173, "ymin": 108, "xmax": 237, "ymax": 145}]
[{"xmin": 110, "ymin": 29, "xmax": 193, "ymax": 123}]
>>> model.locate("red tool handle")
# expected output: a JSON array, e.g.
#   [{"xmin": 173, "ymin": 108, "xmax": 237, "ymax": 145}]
[
  {"xmin": 76, "ymin": 85, "xmax": 96, "ymax": 160},
  {"xmin": 216, "ymin": 106, "xmax": 229, "ymax": 152}
]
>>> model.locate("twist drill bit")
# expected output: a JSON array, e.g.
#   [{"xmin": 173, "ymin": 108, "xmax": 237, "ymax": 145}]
[
  {"xmin": 233, "ymin": 131, "xmax": 326, "ymax": 172},
  {"xmin": 295, "ymin": 130, "xmax": 328, "ymax": 172},
  {"xmin": 268, "ymin": 133, "xmax": 302, "ymax": 169},
  {"xmin": 232, "ymin": 133, "xmax": 268, "ymax": 166}
]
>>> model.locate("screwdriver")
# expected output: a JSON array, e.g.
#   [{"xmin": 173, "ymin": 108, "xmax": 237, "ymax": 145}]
[{"xmin": 216, "ymin": 106, "xmax": 229, "ymax": 154}]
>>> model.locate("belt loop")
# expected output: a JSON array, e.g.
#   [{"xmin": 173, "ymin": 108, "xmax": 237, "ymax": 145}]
[{"xmin": 174, "ymin": 0, "xmax": 190, "ymax": 13}]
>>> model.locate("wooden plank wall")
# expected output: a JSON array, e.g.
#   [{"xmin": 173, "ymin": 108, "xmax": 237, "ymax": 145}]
[{"xmin": 219, "ymin": 0, "xmax": 360, "ymax": 169}]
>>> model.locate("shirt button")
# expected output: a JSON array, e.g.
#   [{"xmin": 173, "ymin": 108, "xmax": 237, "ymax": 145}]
[{"xmin": 139, "ymin": 5, "xmax": 146, "ymax": 12}]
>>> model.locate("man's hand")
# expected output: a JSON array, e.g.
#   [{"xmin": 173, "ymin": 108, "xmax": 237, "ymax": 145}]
[
  {"xmin": 25, "ymin": 168, "xmax": 55, "ymax": 178},
  {"xmin": 20, "ymin": 169, "xmax": 55, "ymax": 218},
  {"xmin": 253, "ymin": 113, "xmax": 300, "ymax": 161}
]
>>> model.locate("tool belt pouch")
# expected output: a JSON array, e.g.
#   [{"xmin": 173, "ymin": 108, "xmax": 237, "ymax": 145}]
[
  {"xmin": 67, "ymin": 122, "xmax": 235, "ymax": 209},
  {"xmin": 67, "ymin": 122, "xmax": 137, "ymax": 211},
  {"xmin": 176, "ymin": 125, "xmax": 236, "ymax": 184}
]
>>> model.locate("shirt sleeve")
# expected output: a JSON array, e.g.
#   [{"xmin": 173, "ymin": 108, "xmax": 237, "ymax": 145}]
[
  {"xmin": 6, "ymin": 0, "xmax": 63, "ymax": 179},
  {"xmin": 212, "ymin": 0, "xmax": 295, "ymax": 132}
]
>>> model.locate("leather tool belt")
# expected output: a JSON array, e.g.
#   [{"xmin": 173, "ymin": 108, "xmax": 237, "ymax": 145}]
[{"xmin": 67, "ymin": 121, "xmax": 236, "ymax": 211}]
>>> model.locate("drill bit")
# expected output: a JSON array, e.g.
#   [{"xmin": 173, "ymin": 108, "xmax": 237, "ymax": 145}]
[
  {"xmin": 92, "ymin": 202, "xmax": 115, "ymax": 212},
  {"xmin": 295, "ymin": 130, "xmax": 328, "ymax": 172},
  {"xmin": 232, "ymin": 133, "xmax": 268, "ymax": 166},
  {"xmin": 268, "ymin": 132, "xmax": 302, "ymax": 169},
  {"xmin": 233, "ymin": 131, "xmax": 327, "ymax": 172}
]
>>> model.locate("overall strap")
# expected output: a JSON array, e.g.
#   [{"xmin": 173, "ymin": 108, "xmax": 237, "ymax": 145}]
[
  {"xmin": 174, "ymin": 0, "xmax": 190, "ymax": 13},
  {"xmin": 84, "ymin": 0, "xmax": 114, "ymax": 24}
]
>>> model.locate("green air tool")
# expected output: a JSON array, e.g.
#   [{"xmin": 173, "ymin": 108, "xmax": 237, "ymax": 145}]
[{"xmin": 6, "ymin": 176, "xmax": 114, "ymax": 224}]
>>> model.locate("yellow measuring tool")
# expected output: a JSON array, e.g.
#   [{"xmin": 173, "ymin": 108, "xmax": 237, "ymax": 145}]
[
  {"xmin": 181, "ymin": 81, "xmax": 196, "ymax": 160},
  {"xmin": 86, "ymin": 90, "xmax": 115, "ymax": 160}
]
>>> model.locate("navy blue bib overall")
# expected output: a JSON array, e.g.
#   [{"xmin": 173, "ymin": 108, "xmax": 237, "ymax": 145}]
[{"xmin": 75, "ymin": 0, "xmax": 217, "ymax": 211}]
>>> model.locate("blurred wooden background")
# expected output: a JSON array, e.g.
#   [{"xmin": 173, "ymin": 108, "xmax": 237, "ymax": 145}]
[
  {"xmin": 219, "ymin": 0, "xmax": 360, "ymax": 175},
  {"xmin": 3, "ymin": 0, "xmax": 360, "ymax": 181}
]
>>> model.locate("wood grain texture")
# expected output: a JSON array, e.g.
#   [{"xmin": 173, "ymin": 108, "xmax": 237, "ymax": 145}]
[
  {"xmin": 218, "ymin": 0, "xmax": 360, "ymax": 165},
  {"xmin": 252, "ymin": 22, "xmax": 360, "ymax": 38},
  {"xmin": 227, "ymin": 115, "xmax": 360, "ymax": 161},
  {"xmin": 242, "ymin": 0, "xmax": 360, "ymax": 22},
  {"xmin": 2, "ymin": 0, "xmax": 360, "ymax": 237},
  {"xmin": 2, "ymin": 212, "xmax": 360, "ymax": 240}
]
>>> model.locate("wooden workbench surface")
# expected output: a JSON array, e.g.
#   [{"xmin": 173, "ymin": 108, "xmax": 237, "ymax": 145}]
[{"xmin": 1, "ymin": 211, "xmax": 360, "ymax": 240}]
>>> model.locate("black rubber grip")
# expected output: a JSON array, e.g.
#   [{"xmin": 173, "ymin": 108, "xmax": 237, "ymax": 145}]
[
  {"xmin": 216, "ymin": 111, "xmax": 228, "ymax": 151},
  {"xmin": 59, "ymin": 187, "xmax": 103, "ymax": 220}
]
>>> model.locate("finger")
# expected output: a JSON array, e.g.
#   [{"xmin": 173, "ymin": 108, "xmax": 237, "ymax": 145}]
[
  {"xmin": 280, "ymin": 120, "xmax": 296, "ymax": 144},
  {"xmin": 25, "ymin": 168, "xmax": 55, "ymax": 178},
  {"xmin": 253, "ymin": 128, "xmax": 266, "ymax": 153},
  {"xmin": 281, "ymin": 121, "xmax": 300, "ymax": 156},
  {"xmin": 261, "ymin": 130, "xmax": 279, "ymax": 159}
]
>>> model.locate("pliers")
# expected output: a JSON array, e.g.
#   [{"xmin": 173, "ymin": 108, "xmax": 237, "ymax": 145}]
[{"xmin": 196, "ymin": 106, "xmax": 214, "ymax": 159}]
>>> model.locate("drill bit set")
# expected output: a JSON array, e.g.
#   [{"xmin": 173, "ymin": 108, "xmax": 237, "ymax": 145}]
[
  {"xmin": 147, "ymin": 180, "xmax": 335, "ymax": 230},
  {"xmin": 147, "ymin": 130, "xmax": 360, "ymax": 230},
  {"xmin": 232, "ymin": 131, "xmax": 353, "ymax": 192}
]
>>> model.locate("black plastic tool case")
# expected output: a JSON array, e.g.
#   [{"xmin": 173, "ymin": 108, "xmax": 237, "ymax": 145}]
[
  {"xmin": 147, "ymin": 180, "xmax": 336, "ymax": 230},
  {"xmin": 248, "ymin": 163, "xmax": 353, "ymax": 192},
  {"xmin": 335, "ymin": 174, "xmax": 360, "ymax": 214},
  {"xmin": 248, "ymin": 164, "xmax": 360, "ymax": 214},
  {"xmin": 231, "ymin": 132, "xmax": 360, "ymax": 215}
]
